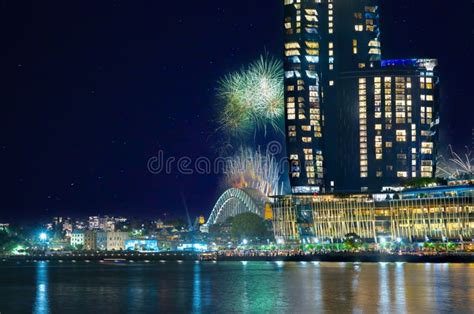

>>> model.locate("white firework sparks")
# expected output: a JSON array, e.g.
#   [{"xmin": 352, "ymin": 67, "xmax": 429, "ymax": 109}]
[
  {"xmin": 436, "ymin": 145, "xmax": 474, "ymax": 179},
  {"xmin": 216, "ymin": 54, "xmax": 284, "ymax": 138},
  {"xmin": 224, "ymin": 146, "xmax": 282, "ymax": 196}
]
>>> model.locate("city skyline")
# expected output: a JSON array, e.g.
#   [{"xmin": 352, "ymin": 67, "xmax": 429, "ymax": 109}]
[
  {"xmin": 1, "ymin": 2, "xmax": 473, "ymax": 313},
  {"xmin": 1, "ymin": 0, "xmax": 472, "ymax": 221}
]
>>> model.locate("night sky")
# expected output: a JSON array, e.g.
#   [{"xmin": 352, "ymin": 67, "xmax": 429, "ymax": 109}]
[{"xmin": 1, "ymin": 0, "xmax": 472, "ymax": 222}]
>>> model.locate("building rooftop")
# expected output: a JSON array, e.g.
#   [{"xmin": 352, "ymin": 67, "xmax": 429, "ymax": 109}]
[
  {"xmin": 401, "ymin": 184, "xmax": 474, "ymax": 197},
  {"xmin": 270, "ymin": 185, "xmax": 474, "ymax": 200},
  {"xmin": 381, "ymin": 58, "xmax": 437, "ymax": 71}
]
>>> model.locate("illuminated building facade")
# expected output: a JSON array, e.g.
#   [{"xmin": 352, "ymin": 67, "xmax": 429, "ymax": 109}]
[
  {"xmin": 284, "ymin": 0, "xmax": 382, "ymax": 193},
  {"xmin": 278, "ymin": 1, "xmax": 454, "ymax": 246},
  {"xmin": 70, "ymin": 230, "xmax": 85, "ymax": 248},
  {"xmin": 83, "ymin": 230, "xmax": 129, "ymax": 251},
  {"xmin": 335, "ymin": 59, "xmax": 440, "ymax": 192},
  {"xmin": 284, "ymin": 0, "xmax": 325, "ymax": 194},
  {"xmin": 283, "ymin": 1, "xmax": 440, "ymax": 193},
  {"xmin": 322, "ymin": 0, "xmax": 382, "ymax": 192},
  {"xmin": 272, "ymin": 185, "xmax": 474, "ymax": 243},
  {"xmin": 105, "ymin": 231, "xmax": 129, "ymax": 251},
  {"xmin": 84, "ymin": 230, "xmax": 97, "ymax": 250},
  {"xmin": 125, "ymin": 239, "xmax": 159, "ymax": 252}
]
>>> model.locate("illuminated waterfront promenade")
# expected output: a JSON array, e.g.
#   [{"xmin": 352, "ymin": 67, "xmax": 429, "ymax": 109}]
[{"xmin": 4, "ymin": 250, "xmax": 474, "ymax": 264}]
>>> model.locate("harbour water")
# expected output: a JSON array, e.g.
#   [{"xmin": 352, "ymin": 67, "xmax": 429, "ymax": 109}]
[{"xmin": 1, "ymin": 261, "xmax": 473, "ymax": 313}]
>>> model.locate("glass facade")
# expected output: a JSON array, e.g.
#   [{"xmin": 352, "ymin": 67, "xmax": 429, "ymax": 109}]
[
  {"xmin": 283, "ymin": 1, "xmax": 439, "ymax": 193},
  {"xmin": 284, "ymin": 0, "xmax": 324, "ymax": 194},
  {"xmin": 337, "ymin": 59, "xmax": 440, "ymax": 191},
  {"xmin": 284, "ymin": 0, "xmax": 382, "ymax": 193},
  {"xmin": 272, "ymin": 186, "xmax": 474, "ymax": 243}
]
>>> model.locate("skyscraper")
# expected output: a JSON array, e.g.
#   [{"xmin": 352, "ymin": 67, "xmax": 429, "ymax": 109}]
[
  {"xmin": 283, "ymin": 0, "xmax": 439, "ymax": 193},
  {"xmin": 284, "ymin": 0, "xmax": 325, "ymax": 194},
  {"xmin": 320, "ymin": 0, "xmax": 382, "ymax": 192},
  {"xmin": 337, "ymin": 59, "xmax": 440, "ymax": 191}
]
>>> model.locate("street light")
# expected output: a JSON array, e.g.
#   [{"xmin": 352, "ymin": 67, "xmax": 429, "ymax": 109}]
[
  {"xmin": 242, "ymin": 239, "xmax": 248, "ymax": 245},
  {"xmin": 39, "ymin": 232, "xmax": 48, "ymax": 241}
]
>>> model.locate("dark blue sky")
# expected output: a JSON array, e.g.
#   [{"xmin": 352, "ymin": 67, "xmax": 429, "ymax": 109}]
[{"xmin": 1, "ymin": 0, "xmax": 472, "ymax": 221}]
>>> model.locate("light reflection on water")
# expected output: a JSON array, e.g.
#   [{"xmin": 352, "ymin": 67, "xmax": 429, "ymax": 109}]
[
  {"xmin": 0, "ymin": 261, "xmax": 473, "ymax": 313},
  {"xmin": 394, "ymin": 262, "xmax": 406, "ymax": 312},
  {"xmin": 193, "ymin": 263, "xmax": 201, "ymax": 313},
  {"xmin": 34, "ymin": 262, "xmax": 49, "ymax": 314},
  {"xmin": 378, "ymin": 262, "xmax": 390, "ymax": 313}
]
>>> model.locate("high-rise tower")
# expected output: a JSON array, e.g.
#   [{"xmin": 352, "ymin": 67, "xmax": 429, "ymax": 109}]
[
  {"xmin": 283, "ymin": 0, "xmax": 439, "ymax": 193},
  {"xmin": 284, "ymin": 0, "xmax": 324, "ymax": 194},
  {"xmin": 337, "ymin": 59, "xmax": 440, "ymax": 191},
  {"xmin": 284, "ymin": 0, "xmax": 381, "ymax": 193},
  {"xmin": 320, "ymin": 0, "xmax": 382, "ymax": 192}
]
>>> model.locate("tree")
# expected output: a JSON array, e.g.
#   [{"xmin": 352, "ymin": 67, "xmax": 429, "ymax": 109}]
[
  {"xmin": 0, "ymin": 230, "xmax": 9, "ymax": 248},
  {"xmin": 403, "ymin": 177, "xmax": 446, "ymax": 188},
  {"xmin": 230, "ymin": 212, "xmax": 269, "ymax": 241},
  {"xmin": 0, "ymin": 227, "xmax": 26, "ymax": 254},
  {"xmin": 343, "ymin": 233, "xmax": 362, "ymax": 250}
]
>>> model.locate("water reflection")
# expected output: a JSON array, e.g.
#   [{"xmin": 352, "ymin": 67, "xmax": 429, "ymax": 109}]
[
  {"xmin": 1, "ymin": 261, "xmax": 472, "ymax": 313},
  {"xmin": 126, "ymin": 268, "xmax": 147, "ymax": 312},
  {"xmin": 193, "ymin": 262, "xmax": 201, "ymax": 313},
  {"xmin": 34, "ymin": 262, "xmax": 49, "ymax": 314},
  {"xmin": 378, "ymin": 262, "xmax": 390, "ymax": 313},
  {"xmin": 394, "ymin": 262, "xmax": 406, "ymax": 313},
  {"xmin": 312, "ymin": 260, "xmax": 323, "ymax": 312}
]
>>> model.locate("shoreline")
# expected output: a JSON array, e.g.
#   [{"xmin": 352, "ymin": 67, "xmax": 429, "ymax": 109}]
[
  {"xmin": 215, "ymin": 253, "xmax": 474, "ymax": 263},
  {"xmin": 2, "ymin": 251, "xmax": 474, "ymax": 264}
]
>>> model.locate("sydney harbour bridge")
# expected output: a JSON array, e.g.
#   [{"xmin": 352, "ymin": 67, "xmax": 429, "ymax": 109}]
[{"xmin": 200, "ymin": 188, "xmax": 269, "ymax": 232}]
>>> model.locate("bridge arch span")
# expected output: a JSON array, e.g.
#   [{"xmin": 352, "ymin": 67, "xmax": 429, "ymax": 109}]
[{"xmin": 204, "ymin": 188, "xmax": 268, "ymax": 227}]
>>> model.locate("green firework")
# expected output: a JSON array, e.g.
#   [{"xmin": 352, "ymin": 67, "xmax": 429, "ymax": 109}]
[{"xmin": 216, "ymin": 55, "xmax": 284, "ymax": 138}]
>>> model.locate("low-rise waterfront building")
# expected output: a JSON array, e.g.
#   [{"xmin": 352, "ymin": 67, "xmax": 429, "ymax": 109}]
[
  {"xmin": 125, "ymin": 239, "xmax": 158, "ymax": 252},
  {"xmin": 70, "ymin": 230, "xmax": 84, "ymax": 248},
  {"xmin": 48, "ymin": 239, "xmax": 69, "ymax": 251},
  {"xmin": 84, "ymin": 230, "xmax": 97, "ymax": 250},
  {"xmin": 272, "ymin": 185, "xmax": 474, "ymax": 243},
  {"xmin": 106, "ymin": 231, "xmax": 129, "ymax": 251},
  {"xmin": 96, "ymin": 231, "xmax": 108, "ymax": 250},
  {"xmin": 83, "ymin": 230, "xmax": 129, "ymax": 251}
]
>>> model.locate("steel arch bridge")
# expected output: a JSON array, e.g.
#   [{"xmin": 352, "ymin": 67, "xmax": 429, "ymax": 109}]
[{"xmin": 204, "ymin": 188, "xmax": 268, "ymax": 227}]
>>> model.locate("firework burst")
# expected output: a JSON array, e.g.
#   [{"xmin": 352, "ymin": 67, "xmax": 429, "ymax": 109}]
[
  {"xmin": 224, "ymin": 147, "xmax": 282, "ymax": 196},
  {"xmin": 436, "ymin": 145, "xmax": 474, "ymax": 179},
  {"xmin": 216, "ymin": 55, "xmax": 284, "ymax": 138}
]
